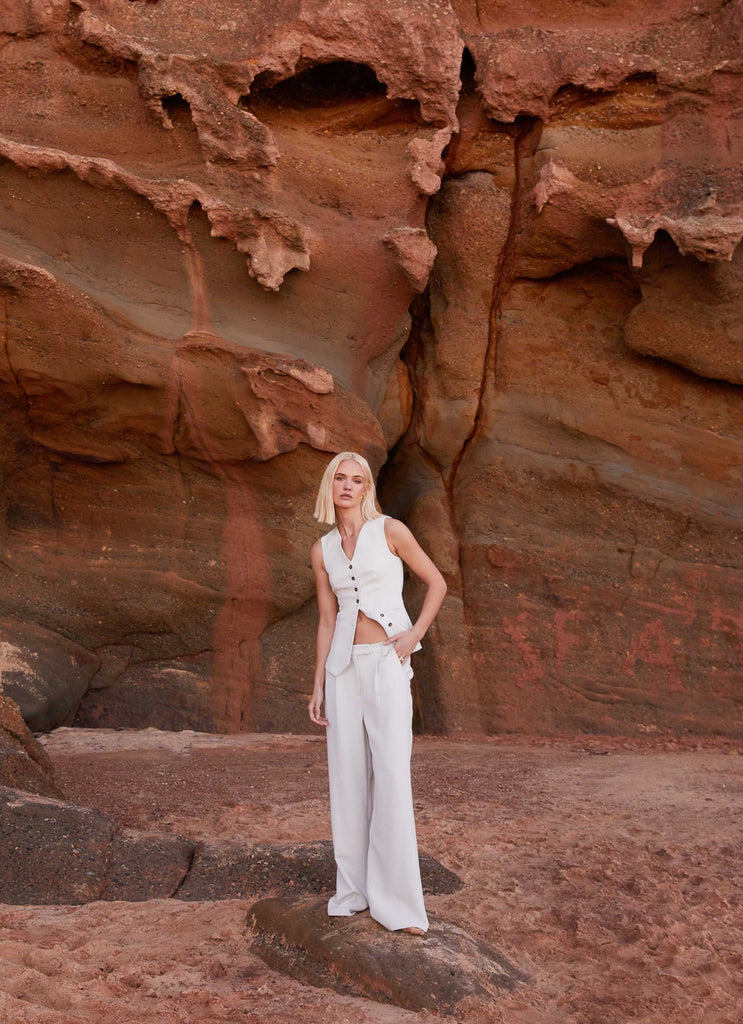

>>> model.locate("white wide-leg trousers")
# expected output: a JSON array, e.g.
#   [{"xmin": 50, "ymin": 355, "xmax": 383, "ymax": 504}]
[{"xmin": 324, "ymin": 641, "xmax": 428, "ymax": 933}]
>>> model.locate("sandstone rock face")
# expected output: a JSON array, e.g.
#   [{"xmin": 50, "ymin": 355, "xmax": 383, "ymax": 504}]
[{"xmin": 1, "ymin": 1, "xmax": 741, "ymax": 735}]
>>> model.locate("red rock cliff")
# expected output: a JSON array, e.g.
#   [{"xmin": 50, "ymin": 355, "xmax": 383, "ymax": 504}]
[{"xmin": 0, "ymin": 0, "xmax": 741, "ymax": 735}]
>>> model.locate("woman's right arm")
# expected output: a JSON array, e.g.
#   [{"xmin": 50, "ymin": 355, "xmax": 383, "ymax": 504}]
[{"xmin": 308, "ymin": 539, "xmax": 337, "ymax": 727}]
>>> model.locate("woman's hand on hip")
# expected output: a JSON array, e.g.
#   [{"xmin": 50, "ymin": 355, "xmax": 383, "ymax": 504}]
[
  {"xmin": 384, "ymin": 629, "xmax": 419, "ymax": 664},
  {"xmin": 308, "ymin": 686, "xmax": 328, "ymax": 727}
]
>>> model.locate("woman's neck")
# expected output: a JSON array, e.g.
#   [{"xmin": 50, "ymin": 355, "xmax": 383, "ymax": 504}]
[{"xmin": 335, "ymin": 508, "xmax": 364, "ymax": 537}]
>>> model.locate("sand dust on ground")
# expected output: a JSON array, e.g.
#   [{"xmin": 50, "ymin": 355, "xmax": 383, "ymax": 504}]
[{"xmin": 0, "ymin": 729, "xmax": 740, "ymax": 1024}]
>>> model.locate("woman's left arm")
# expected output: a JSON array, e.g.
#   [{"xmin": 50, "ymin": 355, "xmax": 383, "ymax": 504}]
[{"xmin": 384, "ymin": 518, "xmax": 447, "ymax": 662}]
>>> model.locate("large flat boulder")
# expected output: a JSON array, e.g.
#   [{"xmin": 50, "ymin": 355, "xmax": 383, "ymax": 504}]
[
  {"xmin": 0, "ymin": 785, "xmax": 194, "ymax": 904},
  {"xmin": 0, "ymin": 785, "xmax": 115, "ymax": 904},
  {"xmin": 249, "ymin": 896, "xmax": 529, "ymax": 1015},
  {"xmin": 176, "ymin": 838, "xmax": 462, "ymax": 901},
  {"xmin": 0, "ymin": 790, "xmax": 461, "ymax": 906},
  {"xmin": 104, "ymin": 828, "xmax": 195, "ymax": 902}
]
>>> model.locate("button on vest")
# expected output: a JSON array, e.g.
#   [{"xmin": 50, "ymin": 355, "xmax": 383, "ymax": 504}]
[{"xmin": 321, "ymin": 515, "xmax": 421, "ymax": 676}]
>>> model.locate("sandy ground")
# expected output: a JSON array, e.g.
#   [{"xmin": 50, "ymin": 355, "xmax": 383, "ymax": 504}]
[{"xmin": 0, "ymin": 728, "xmax": 741, "ymax": 1024}]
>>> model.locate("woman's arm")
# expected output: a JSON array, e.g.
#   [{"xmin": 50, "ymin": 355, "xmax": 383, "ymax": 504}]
[
  {"xmin": 384, "ymin": 518, "xmax": 447, "ymax": 662},
  {"xmin": 308, "ymin": 539, "xmax": 337, "ymax": 726}
]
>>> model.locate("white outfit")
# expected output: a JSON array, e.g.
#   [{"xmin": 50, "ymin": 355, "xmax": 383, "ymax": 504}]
[
  {"xmin": 322, "ymin": 514, "xmax": 421, "ymax": 677},
  {"xmin": 321, "ymin": 516, "xmax": 428, "ymax": 933}
]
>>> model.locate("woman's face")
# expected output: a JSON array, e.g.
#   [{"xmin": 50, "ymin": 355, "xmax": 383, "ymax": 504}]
[{"xmin": 332, "ymin": 459, "xmax": 367, "ymax": 512}]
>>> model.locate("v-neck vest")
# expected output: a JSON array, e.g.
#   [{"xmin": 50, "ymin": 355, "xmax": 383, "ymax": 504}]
[{"xmin": 320, "ymin": 514, "xmax": 421, "ymax": 676}]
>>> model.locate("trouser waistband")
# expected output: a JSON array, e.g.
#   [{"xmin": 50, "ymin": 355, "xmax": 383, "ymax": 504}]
[{"xmin": 351, "ymin": 641, "xmax": 388, "ymax": 656}]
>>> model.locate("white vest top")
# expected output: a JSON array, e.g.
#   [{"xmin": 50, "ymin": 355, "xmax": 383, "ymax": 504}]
[{"xmin": 321, "ymin": 515, "xmax": 422, "ymax": 676}]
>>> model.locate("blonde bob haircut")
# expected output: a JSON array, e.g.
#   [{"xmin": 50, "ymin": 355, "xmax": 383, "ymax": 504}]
[{"xmin": 314, "ymin": 451, "xmax": 382, "ymax": 526}]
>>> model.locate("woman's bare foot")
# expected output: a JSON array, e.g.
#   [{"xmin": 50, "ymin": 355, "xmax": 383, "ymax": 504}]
[{"xmin": 401, "ymin": 926, "xmax": 426, "ymax": 935}]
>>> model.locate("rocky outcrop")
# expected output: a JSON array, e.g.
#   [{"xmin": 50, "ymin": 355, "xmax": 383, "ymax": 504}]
[
  {"xmin": 0, "ymin": 618, "xmax": 99, "ymax": 732},
  {"xmin": 249, "ymin": 896, "xmax": 529, "ymax": 1015},
  {"xmin": 624, "ymin": 236, "xmax": 743, "ymax": 384},
  {"xmin": 0, "ymin": 785, "xmax": 195, "ymax": 903},
  {"xmin": 0, "ymin": 786, "xmax": 460, "ymax": 904},
  {"xmin": 177, "ymin": 838, "xmax": 461, "ymax": 901},
  {"xmin": 1, "ymin": 1, "xmax": 741, "ymax": 735},
  {"xmin": 0, "ymin": 696, "xmax": 62, "ymax": 797},
  {"xmin": 381, "ymin": 2, "xmax": 743, "ymax": 736}
]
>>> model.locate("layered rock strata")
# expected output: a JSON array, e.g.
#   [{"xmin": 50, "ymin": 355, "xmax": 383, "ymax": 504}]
[{"xmin": 0, "ymin": 0, "xmax": 741, "ymax": 735}]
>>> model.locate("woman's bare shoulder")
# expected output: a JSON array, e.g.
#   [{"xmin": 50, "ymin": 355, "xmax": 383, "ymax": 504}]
[
  {"xmin": 383, "ymin": 516, "xmax": 413, "ymax": 540},
  {"xmin": 383, "ymin": 516, "xmax": 417, "ymax": 555}
]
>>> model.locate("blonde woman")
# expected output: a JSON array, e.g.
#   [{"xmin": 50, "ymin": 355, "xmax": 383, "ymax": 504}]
[{"xmin": 308, "ymin": 451, "xmax": 446, "ymax": 935}]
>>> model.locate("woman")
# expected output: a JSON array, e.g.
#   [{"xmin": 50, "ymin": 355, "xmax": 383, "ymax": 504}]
[{"xmin": 308, "ymin": 451, "xmax": 447, "ymax": 935}]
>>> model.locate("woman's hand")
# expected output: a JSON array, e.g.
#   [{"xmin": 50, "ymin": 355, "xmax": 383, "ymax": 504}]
[
  {"xmin": 308, "ymin": 685, "xmax": 329, "ymax": 727},
  {"xmin": 384, "ymin": 629, "xmax": 420, "ymax": 664},
  {"xmin": 383, "ymin": 520, "xmax": 447, "ymax": 653}
]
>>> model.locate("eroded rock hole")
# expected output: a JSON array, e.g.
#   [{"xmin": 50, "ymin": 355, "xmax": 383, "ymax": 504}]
[
  {"xmin": 240, "ymin": 61, "xmax": 422, "ymax": 130},
  {"xmin": 460, "ymin": 47, "xmax": 477, "ymax": 91},
  {"xmin": 245, "ymin": 61, "xmax": 386, "ymax": 108},
  {"xmin": 162, "ymin": 94, "xmax": 196, "ymax": 131}
]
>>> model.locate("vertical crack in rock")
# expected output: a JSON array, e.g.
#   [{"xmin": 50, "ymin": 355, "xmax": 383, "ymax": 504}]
[
  {"xmin": 167, "ymin": 839, "xmax": 200, "ymax": 900},
  {"xmin": 448, "ymin": 113, "xmax": 544, "ymax": 492},
  {"xmin": 166, "ymin": 346, "xmax": 272, "ymax": 731},
  {"xmin": 379, "ymin": 49, "xmax": 516, "ymax": 732}
]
